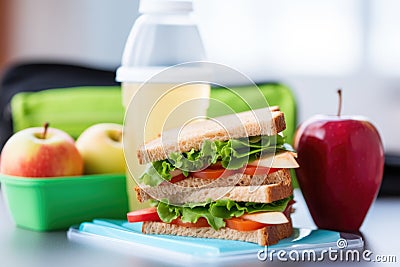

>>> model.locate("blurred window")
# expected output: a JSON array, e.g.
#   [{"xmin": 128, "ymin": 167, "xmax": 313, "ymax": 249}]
[
  {"xmin": 195, "ymin": 0, "xmax": 363, "ymax": 77},
  {"xmin": 369, "ymin": 0, "xmax": 400, "ymax": 76}
]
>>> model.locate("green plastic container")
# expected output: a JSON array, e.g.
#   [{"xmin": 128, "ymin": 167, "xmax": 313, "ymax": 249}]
[{"xmin": 0, "ymin": 173, "xmax": 129, "ymax": 231}]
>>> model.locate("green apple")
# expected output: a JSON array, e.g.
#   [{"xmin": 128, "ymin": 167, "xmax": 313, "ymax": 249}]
[
  {"xmin": 76, "ymin": 123, "xmax": 125, "ymax": 174},
  {"xmin": 0, "ymin": 123, "xmax": 83, "ymax": 177}
]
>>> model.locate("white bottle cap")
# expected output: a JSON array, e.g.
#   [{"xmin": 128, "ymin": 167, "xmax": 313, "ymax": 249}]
[{"xmin": 139, "ymin": 0, "xmax": 193, "ymax": 14}]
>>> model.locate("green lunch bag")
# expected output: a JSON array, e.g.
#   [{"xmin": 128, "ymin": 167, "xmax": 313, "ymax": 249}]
[{"xmin": 208, "ymin": 82, "xmax": 297, "ymax": 145}]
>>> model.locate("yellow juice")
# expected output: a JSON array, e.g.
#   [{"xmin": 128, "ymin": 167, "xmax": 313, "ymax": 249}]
[{"xmin": 122, "ymin": 82, "xmax": 210, "ymax": 210}]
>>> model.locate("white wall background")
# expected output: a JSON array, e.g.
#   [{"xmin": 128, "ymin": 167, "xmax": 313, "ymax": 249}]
[
  {"xmin": 8, "ymin": 0, "xmax": 400, "ymax": 153},
  {"xmin": 9, "ymin": 0, "xmax": 138, "ymax": 68}
]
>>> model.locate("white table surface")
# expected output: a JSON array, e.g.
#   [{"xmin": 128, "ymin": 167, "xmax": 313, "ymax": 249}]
[{"xmin": 0, "ymin": 188, "xmax": 398, "ymax": 267}]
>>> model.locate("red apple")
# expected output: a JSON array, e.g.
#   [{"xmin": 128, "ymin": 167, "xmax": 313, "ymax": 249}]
[
  {"xmin": 294, "ymin": 90, "xmax": 384, "ymax": 232},
  {"xmin": 0, "ymin": 123, "xmax": 83, "ymax": 177}
]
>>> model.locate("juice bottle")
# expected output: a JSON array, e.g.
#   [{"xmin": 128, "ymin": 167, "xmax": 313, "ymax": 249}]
[{"xmin": 116, "ymin": 0, "xmax": 210, "ymax": 210}]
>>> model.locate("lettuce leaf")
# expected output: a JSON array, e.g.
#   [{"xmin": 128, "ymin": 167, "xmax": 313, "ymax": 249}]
[
  {"xmin": 139, "ymin": 135, "xmax": 294, "ymax": 186},
  {"xmin": 156, "ymin": 197, "xmax": 292, "ymax": 230},
  {"xmin": 140, "ymin": 161, "xmax": 175, "ymax": 186},
  {"xmin": 168, "ymin": 139, "xmax": 219, "ymax": 176}
]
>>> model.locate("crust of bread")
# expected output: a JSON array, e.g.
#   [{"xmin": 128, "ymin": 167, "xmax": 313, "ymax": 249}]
[
  {"xmin": 135, "ymin": 169, "xmax": 292, "ymax": 204},
  {"xmin": 142, "ymin": 219, "xmax": 292, "ymax": 246},
  {"xmin": 137, "ymin": 108, "xmax": 286, "ymax": 164}
]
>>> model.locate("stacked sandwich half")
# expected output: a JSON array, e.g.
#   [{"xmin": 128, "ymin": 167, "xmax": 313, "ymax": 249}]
[{"xmin": 128, "ymin": 107, "xmax": 299, "ymax": 246}]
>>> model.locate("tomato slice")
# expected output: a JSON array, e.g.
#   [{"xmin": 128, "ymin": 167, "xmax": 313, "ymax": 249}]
[
  {"xmin": 169, "ymin": 173, "xmax": 186, "ymax": 183},
  {"xmin": 225, "ymin": 217, "xmax": 268, "ymax": 231},
  {"xmin": 207, "ymin": 162, "xmax": 223, "ymax": 169},
  {"xmin": 243, "ymin": 166, "xmax": 280, "ymax": 176},
  {"xmin": 171, "ymin": 217, "xmax": 210, "ymax": 228},
  {"xmin": 191, "ymin": 165, "xmax": 281, "ymax": 180},
  {"xmin": 191, "ymin": 168, "xmax": 234, "ymax": 179},
  {"xmin": 127, "ymin": 207, "xmax": 161, "ymax": 223}
]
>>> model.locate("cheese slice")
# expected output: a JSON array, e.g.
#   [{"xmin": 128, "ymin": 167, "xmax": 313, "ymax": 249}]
[
  {"xmin": 248, "ymin": 151, "xmax": 299, "ymax": 169},
  {"xmin": 242, "ymin": 212, "xmax": 289, "ymax": 224}
]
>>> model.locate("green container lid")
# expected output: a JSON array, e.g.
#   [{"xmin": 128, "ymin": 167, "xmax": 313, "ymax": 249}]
[{"xmin": 0, "ymin": 173, "xmax": 129, "ymax": 231}]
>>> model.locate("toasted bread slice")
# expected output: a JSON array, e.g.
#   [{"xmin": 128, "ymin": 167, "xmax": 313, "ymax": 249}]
[
  {"xmin": 135, "ymin": 169, "xmax": 292, "ymax": 204},
  {"xmin": 142, "ymin": 219, "xmax": 293, "ymax": 246},
  {"xmin": 137, "ymin": 108, "xmax": 286, "ymax": 164}
]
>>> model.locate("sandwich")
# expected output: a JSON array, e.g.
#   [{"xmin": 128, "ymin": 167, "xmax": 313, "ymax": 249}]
[{"xmin": 127, "ymin": 107, "xmax": 299, "ymax": 246}]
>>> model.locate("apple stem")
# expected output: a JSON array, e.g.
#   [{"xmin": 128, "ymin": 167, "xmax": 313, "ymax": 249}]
[
  {"xmin": 42, "ymin": 122, "xmax": 49, "ymax": 139},
  {"xmin": 337, "ymin": 89, "xmax": 342, "ymax": 117},
  {"xmin": 116, "ymin": 132, "xmax": 122, "ymax": 142}
]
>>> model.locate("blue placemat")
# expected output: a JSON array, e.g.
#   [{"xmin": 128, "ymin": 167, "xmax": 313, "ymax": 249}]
[{"xmin": 68, "ymin": 219, "xmax": 363, "ymax": 263}]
